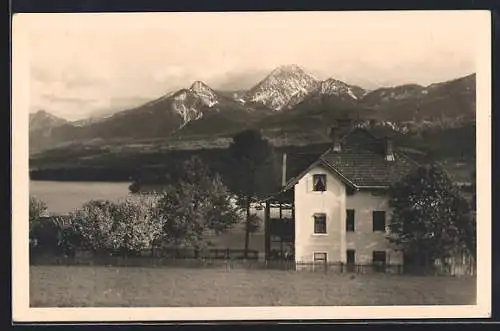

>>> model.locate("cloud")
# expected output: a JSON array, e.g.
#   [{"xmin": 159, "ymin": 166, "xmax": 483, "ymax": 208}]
[
  {"xmin": 208, "ymin": 69, "xmax": 271, "ymax": 91},
  {"xmin": 39, "ymin": 93, "xmax": 99, "ymax": 105}
]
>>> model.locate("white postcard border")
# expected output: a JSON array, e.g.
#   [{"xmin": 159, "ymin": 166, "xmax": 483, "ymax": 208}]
[{"xmin": 11, "ymin": 11, "xmax": 492, "ymax": 322}]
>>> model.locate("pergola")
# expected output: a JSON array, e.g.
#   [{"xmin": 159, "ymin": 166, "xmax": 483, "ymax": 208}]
[{"xmin": 261, "ymin": 188, "xmax": 295, "ymax": 262}]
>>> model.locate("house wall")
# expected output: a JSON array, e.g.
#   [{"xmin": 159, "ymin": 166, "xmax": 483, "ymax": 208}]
[
  {"xmin": 345, "ymin": 191, "xmax": 403, "ymax": 265},
  {"xmin": 294, "ymin": 165, "xmax": 346, "ymax": 262},
  {"xmin": 294, "ymin": 166, "xmax": 402, "ymax": 265}
]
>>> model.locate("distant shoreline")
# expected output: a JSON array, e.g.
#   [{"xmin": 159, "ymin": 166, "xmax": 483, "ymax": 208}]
[{"xmin": 29, "ymin": 178, "xmax": 132, "ymax": 183}]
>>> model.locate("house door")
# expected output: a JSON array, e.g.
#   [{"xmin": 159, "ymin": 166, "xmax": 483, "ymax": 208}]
[
  {"xmin": 346, "ymin": 249, "xmax": 355, "ymax": 272},
  {"xmin": 372, "ymin": 251, "xmax": 387, "ymax": 272}
]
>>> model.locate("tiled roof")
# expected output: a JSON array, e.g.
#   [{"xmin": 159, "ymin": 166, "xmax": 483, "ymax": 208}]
[
  {"xmin": 279, "ymin": 128, "xmax": 419, "ymax": 192},
  {"xmin": 319, "ymin": 128, "xmax": 418, "ymax": 188}
]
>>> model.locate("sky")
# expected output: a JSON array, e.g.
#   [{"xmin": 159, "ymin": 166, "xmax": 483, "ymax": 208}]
[{"xmin": 15, "ymin": 11, "xmax": 485, "ymax": 121}]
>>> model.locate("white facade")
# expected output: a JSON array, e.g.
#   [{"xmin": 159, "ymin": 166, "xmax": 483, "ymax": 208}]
[
  {"xmin": 345, "ymin": 190, "xmax": 403, "ymax": 265},
  {"xmin": 294, "ymin": 164, "xmax": 402, "ymax": 265}
]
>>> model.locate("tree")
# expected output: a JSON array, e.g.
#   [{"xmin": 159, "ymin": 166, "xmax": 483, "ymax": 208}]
[
  {"xmin": 67, "ymin": 200, "xmax": 117, "ymax": 254},
  {"xmin": 29, "ymin": 196, "xmax": 48, "ymax": 247},
  {"xmin": 156, "ymin": 156, "xmax": 240, "ymax": 250},
  {"xmin": 387, "ymin": 164, "xmax": 475, "ymax": 269},
  {"xmin": 107, "ymin": 194, "xmax": 164, "ymax": 255},
  {"xmin": 225, "ymin": 129, "xmax": 281, "ymax": 258}
]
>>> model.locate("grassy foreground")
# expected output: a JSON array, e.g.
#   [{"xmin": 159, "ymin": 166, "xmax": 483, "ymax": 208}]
[{"xmin": 30, "ymin": 265, "xmax": 476, "ymax": 307}]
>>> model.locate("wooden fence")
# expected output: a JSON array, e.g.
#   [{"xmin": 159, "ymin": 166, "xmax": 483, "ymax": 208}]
[
  {"xmin": 30, "ymin": 251, "xmax": 475, "ymax": 277},
  {"xmin": 264, "ymin": 260, "xmax": 405, "ymax": 274},
  {"xmin": 433, "ymin": 256, "xmax": 477, "ymax": 276},
  {"xmin": 263, "ymin": 260, "xmax": 475, "ymax": 276},
  {"xmin": 30, "ymin": 255, "xmax": 265, "ymax": 269},
  {"xmin": 30, "ymin": 247, "xmax": 261, "ymax": 268},
  {"xmin": 150, "ymin": 247, "xmax": 259, "ymax": 260}
]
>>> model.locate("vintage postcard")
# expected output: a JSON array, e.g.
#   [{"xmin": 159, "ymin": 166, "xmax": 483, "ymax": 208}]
[{"xmin": 12, "ymin": 10, "xmax": 491, "ymax": 322}]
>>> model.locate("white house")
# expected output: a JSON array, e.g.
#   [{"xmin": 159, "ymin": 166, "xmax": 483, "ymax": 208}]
[{"xmin": 263, "ymin": 126, "xmax": 419, "ymax": 268}]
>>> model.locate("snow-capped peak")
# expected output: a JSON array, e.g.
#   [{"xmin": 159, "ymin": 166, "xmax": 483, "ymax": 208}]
[
  {"xmin": 169, "ymin": 81, "xmax": 220, "ymax": 126},
  {"xmin": 188, "ymin": 80, "xmax": 218, "ymax": 107},
  {"xmin": 244, "ymin": 64, "xmax": 319, "ymax": 111},
  {"xmin": 318, "ymin": 78, "xmax": 351, "ymax": 95},
  {"xmin": 190, "ymin": 80, "xmax": 212, "ymax": 93},
  {"xmin": 171, "ymin": 90, "xmax": 204, "ymax": 124},
  {"xmin": 309, "ymin": 78, "xmax": 365, "ymax": 101}
]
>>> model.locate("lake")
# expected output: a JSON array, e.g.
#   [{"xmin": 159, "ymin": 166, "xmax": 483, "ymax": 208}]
[
  {"xmin": 29, "ymin": 180, "xmax": 132, "ymax": 215},
  {"xmin": 29, "ymin": 180, "xmax": 278, "ymax": 220}
]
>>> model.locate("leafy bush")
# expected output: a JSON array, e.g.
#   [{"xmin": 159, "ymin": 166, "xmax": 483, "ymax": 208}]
[
  {"xmin": 66, "ymin": 195, "xmax": 165, "ymax": 255},
  {"xmin": 67, "ymin": 200, "xmax": 117, "ymax": 253},
  {"xmin": 107, "ymin": 194, "xmax": 164, "ymax": 254},
  {"xmin": 29, "ymin": 196, "xmax": 48, "ymax": 247}
]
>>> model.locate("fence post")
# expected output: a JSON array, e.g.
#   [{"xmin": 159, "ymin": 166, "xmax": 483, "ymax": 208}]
[{"xmin": 340, "ymin": 262, "xmax": 343, "ymax": 274}]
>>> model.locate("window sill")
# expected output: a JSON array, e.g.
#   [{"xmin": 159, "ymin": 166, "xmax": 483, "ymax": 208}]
[{"xmin": 312, "ymin": 233, "xmax": 328, "ymax": 236}]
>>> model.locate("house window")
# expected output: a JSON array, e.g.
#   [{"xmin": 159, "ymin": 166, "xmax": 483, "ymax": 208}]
[
  {"xmin": 372, "ymin": 211, "xmax": 386, "ymax": 232},
  {"xmin": 346, "ymin": 249, "xmax": 356, "ymax": 265},
  {"xmin": 314, "ymin": 252, "xmax": 327, "ymax": 262},
  {"xmin": 314, "ymin": 213, "xmax": 327, "ymax": 234},
  {"xmin": 312, "ymin": 174, "xmax": 326, "ymax": 191},
  {"xmin": 372, "ymin": 251, "xmax": 387, "ymax": 272},
  {"xmin": 346, "ymin": 209, "xmax": 355, "ymax": 232}
]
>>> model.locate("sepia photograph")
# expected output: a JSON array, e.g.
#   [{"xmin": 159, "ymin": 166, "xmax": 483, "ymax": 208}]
[{"xmin": 12, "ymin": 10, "xmax": 491, "ymax": 321}]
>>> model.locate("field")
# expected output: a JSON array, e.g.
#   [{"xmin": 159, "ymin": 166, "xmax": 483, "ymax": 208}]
[{"xmin": 30, "ymin": 265, "xmax": 476, "ymax": 307}]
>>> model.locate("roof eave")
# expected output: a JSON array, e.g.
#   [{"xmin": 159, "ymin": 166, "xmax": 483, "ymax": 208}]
[{"xmin": 356, "ymin": 185, "xmax": 390, "ymax": 190}]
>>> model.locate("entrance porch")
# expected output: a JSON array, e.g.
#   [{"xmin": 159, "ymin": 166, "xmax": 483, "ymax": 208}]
[{"xmin": 262, "ymin": 188, "xmax": 295, "ymax": 263}]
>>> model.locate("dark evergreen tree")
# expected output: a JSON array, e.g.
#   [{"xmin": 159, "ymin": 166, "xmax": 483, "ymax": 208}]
[
  {"xmin": 225, "ymin": 129, "xmax": 281, "ymax": 258},
  {"xmin": 387, "ymin": 164, "xmax": 475, "ymax": 268}
]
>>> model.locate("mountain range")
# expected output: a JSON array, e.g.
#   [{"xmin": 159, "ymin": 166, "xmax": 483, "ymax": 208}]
[{"xmin": 29, "ymin": 64, "xmax": 476, "ymax": 155}]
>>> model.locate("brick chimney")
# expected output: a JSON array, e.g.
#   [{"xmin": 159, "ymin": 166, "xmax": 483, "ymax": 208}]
[
  {"xmin": 384, "ymin": 136, "xmax": 395, "ymax": 161},
  {"xmin": 329, "ymin": 126, "xmax": 341, "ymax": 152}
]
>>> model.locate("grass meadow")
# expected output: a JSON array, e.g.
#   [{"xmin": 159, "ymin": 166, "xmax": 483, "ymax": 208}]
[{"xmin": 30, "ymin": 265, "xmax": 476, "ymax": 307}]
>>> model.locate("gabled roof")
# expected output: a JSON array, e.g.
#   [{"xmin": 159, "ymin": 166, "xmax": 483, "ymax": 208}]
[{"xmin": 282, "ymin": 127, "xmax": 419, "ymax": 191}]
